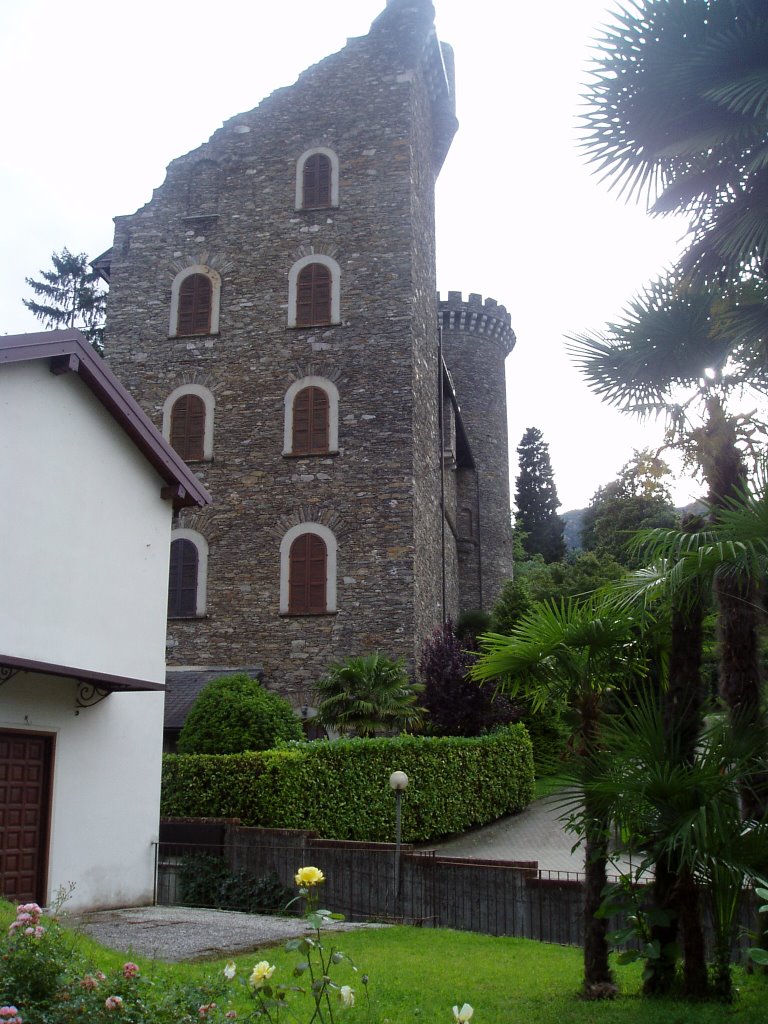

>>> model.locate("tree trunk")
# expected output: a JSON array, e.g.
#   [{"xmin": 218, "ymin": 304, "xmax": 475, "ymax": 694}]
[
  {"xmin": 700, "ymin": 397, "xmax": 767, "ymax": 818},
  {"xmin": 643, "ymin": 852, "xmax": 678, "ymax": 996},
  {"xmin": 582, "ymin": 790, "xmax": 613, "ymax": 994},
  {"xmin": 677, "ymin": 868, "xmax": 709, "ymax": 999}
]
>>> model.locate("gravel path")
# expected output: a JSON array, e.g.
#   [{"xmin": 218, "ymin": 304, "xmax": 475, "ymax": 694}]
[{"xmin": 67, "ymin": 905, "xmax": 384, "ymax": 963}]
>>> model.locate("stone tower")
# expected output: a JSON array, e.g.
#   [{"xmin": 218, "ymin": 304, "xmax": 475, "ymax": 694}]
[{"xmin": 99, "ymin": 0, "xmax": 515, "ymax": 703}]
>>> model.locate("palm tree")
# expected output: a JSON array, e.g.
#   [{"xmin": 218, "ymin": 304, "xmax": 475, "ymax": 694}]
[
  {"xmin": 472, "ymin": 595, "xmax": 648, "ymax": 995},
  {"xmin": 582, "ymin": 0, "xmax": 768, "ymax": 302},
  {"xmin": 313, "ymin": 653, "xmax": 424, "ymax": 737},
  {"xmin": 569, "ymin": 280, "xmax": 768, "ymax": 817},
  {"xmin": 590, "ymin": 693, "xmax": 768, "ymax": 1001}
]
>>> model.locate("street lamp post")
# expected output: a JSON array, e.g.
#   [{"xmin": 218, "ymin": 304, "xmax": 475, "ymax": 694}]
[{"xmin": 389, "ymin": 770, "xmax": 409, "ymax": 905}]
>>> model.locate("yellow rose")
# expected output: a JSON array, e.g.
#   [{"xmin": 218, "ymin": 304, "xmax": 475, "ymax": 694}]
[
  {"xmin": 249, "ymin": 961, "xmax": 276, "ymax": 988},
  {"xmin": 295, "ymin": 866, "xmax": 325, "ymax": 887}
]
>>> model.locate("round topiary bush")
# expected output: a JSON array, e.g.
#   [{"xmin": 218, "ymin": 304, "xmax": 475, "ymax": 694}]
[{"xmin": 177, "ymin": 673, "xmax": 303, "ymax": 753}]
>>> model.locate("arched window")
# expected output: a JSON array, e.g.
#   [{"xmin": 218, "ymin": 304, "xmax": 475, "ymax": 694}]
[
  {"xmin": 302, "ymin": 153, "xmax": 332, "ymax": 208},
  {"xmin": 170, "ymin": 394, "xmax": 205, "ymax": 460},
  {"xmin": 297, "ymin": 263, "xmax": 330, "ymax": 326},
  {"xmin": 295, "ymin": 147, "xmax": 339, "ymax": 210},
  {"xmin": 279, "ymin": 523, "xmax": 337, "ymax": 614},
  {"xmin": 168, "ymin": 530, "xmax": 208, "ymax": 617},
  {"xmin": 162, "ymin": 384, "xmax": 215, "ymax": 461},
  {"xmin": 178, "ymin": 274, "xmax": 212, "ymax": 335},
  {"xmin": 169, "ymin": 266, "xmax": 222, "ymax": 337},
  {"xmin": 289, "ymin": 533, "xmax": 327, "ymax": 614},
  {"xmin": 293, "ymin": 387, "xmax": 328, "ymax": 454},
  {"xmin": 283, "ymin": 377, "xmax": 339, "ymax": 456},
  {"xmin": 287, "ymin": 256, "xmax": 340, "ymax": 328}
]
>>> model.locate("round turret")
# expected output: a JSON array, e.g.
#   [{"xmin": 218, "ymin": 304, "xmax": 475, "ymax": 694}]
[{"xmin": 438, "ymin": 291, "xmax": 515, "ymax": 610}]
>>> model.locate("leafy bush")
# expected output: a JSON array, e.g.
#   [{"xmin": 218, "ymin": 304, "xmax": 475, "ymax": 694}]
[
  {"xmin": 0, "ymin": 899, "xmax": 227, "ymax": 1023},
  {"xmin": 177, "ymin": 673, "xmax": 303, "ymax": 754},
  {"xmin": 162, "ymin": 725, "xmax": 535, "ymax": 842},
  {"xmin": 178, "ymin": 854, "xmax": 292, "ymax": 913},
  {"xmin": 419, "ymin": 621, "xmax": 520, "ymax": 737}
]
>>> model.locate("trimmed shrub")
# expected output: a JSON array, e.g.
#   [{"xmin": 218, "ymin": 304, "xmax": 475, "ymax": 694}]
[
  {"xmin": 177, "ymin": 673, "xmax": 303, "ymax": 754},
  {"xmin": 162, "ymin": 724, "xmax": 534, "ymax": 842}
]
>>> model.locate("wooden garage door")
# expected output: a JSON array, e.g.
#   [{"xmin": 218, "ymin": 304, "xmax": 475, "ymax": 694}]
[{"xmin": 0, "ymin": 731, "xmax": 53, "ymax": 904}]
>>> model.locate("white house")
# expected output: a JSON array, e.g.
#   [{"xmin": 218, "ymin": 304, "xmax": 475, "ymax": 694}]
[{"xmin": 0, "ymin": 329, "xmax": 210, "ymax": 912}]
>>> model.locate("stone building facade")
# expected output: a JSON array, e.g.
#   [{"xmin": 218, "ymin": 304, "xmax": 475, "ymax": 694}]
[{"xmin": 100, "ymin": 0, "xmax": 515, "ymax": 704}]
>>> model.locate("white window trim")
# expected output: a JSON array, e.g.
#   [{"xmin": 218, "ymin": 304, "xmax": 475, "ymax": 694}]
[
  {"xmin": 279, "ymin": 523, "xmax": 337, "ymax": 615},
  {"xmin": 169, "ymin": 529, "xmax": 209, "ymax": 616},
  {"xmin": 162, "ymin": 384, "xmax": 216, "ymax": 461},
  {"xmin": 295, "ymin": 147, "xmax": 340, "ymax": 210},
  {"xmin": 169, "ymin": 265, "xmax": 222, "ymax": 337},
  {"xmin": 287, "ymin": 255, "xmax": 341, "ymax": 328},
  {"xmin": 283, "ymin": 377, "xmax": 339, "ymax": 456}
]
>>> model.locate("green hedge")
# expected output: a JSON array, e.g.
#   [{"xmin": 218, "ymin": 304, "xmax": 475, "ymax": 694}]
[{"xmin": 161, "ymin": 724, "xmax": 534, "ymax": 842}]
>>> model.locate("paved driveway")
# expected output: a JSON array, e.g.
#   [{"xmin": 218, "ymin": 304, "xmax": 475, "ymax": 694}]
[{"xmin": 422, "ymin": 794, "xmax": 637, "ymax": 877}]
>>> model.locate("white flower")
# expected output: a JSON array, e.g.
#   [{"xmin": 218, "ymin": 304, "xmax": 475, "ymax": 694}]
[
  {"xmin": 339, "ymin": 985, "xmax": 355, "ymax": 1008},
  {"xmin": 453, "ymin": 1004, "xmax": 473, "ymax": 1023},
  {"xmin": 224, "ymin": 961, "xmax": 237, "ymax": 980}
]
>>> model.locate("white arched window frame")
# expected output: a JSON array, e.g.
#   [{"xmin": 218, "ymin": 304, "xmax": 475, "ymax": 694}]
[
  {"xmin": 162, "ymin": 384, "xmax": 216, "ymax": 461},
  {"xmin": 283, "ymin": 377, "xmax": 339, "ymax": 456},
  {"xmin": 169, "ymin": 528, "xmax": 209, "ymax": 617},
  {"xmin": 279, "ymin": 523, "xmax": 338, "ymax": 615},
  {"xmin": 287, "ymin": 255, "xmax": 341, "ymax": 328},
  {"xmin": 295, "ymin": 147, "xmax": 340, "ymax": 210},
  {"xmin": 169, "ymin": 265, "xmax": 222, "ymax": 337}
]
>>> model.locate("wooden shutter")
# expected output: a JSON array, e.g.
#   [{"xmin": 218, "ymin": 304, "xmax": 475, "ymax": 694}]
[
  {"xmin": 302, "ymin": 153, "xmax": 332, "ymax": 208},
  {"xmin": 168, "ymin": 539, "xmax": 198, "ymax": 617},
  {"xmin": 292, "ymin": 386, "xmax": 329, "ymax": 454},
  {"xmin": 296, "ymin": 264, "xmax": 331, "ymax": 326},
  {"xmin": 288, "ymin": 533, "xmax": 327, "ymax": 614},
  {"xmin": 0, "ymin": 731, "xmax": 52, "ymax": 904},
  {"xmin": 170, "ymin": 394, "xmax": 206, "ymax": 460},
  {"xmin": 177, "ymin": 274, "xmax": 212, "ymax": 335}
]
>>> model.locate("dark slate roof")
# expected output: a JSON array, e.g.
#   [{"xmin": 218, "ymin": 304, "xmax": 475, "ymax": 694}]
[
  {"xmin": 0, "ymin": 329, "xmax": 211, "ymax": 510},
  {"xmin": 164, "ymin": 667, "xmax": 265, "ymax": 729}
]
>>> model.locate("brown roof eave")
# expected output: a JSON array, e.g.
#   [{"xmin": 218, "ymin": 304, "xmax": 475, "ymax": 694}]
[
  {"xmin": 1, "ymin": 654, "xmax": 164, "ymax": 693},
  {"xmin": 0, "ymin": 330, "xmax": 211, "ymax": 510}
]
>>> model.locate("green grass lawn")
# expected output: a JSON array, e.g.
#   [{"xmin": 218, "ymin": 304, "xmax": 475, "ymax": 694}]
[{"xmin": 2, "ymin": 902, "xmax": 766, "ymax": 1023}]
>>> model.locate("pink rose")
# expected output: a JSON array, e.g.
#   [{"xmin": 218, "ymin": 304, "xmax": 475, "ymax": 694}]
[
  {"xmin": 122, "ymin": 962, "xmax": 140, "ymax": 979},
  {"xmin": 105, "ymin": 995, "xmax": 123, "ymax": 1011}
]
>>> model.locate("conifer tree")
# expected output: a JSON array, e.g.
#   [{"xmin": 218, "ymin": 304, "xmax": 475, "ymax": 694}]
[
  {"xmin": 23, "ymin": 249, "xmax": 107, "ymax": 352},
  {"xmin": 514, "ymin": 426, "xmax": 565, "ymax": 562}
]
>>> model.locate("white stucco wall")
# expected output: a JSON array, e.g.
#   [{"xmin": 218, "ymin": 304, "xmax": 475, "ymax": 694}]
[
  {"xmin": 1, "ymin": 676, "xmax": 163, "ymax": 911},
  {"xmin": 0, "ymin": 356, "xmax": 177, "ymax": 910},
  {"xmin": 0, "ymin": 360, "xmax": 171, "ymax": 684}
]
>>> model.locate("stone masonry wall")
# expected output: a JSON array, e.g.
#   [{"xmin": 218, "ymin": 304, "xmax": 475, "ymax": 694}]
[{"xmin": 104, "ymin": 0, "xmax": 461, "ymax": 700}]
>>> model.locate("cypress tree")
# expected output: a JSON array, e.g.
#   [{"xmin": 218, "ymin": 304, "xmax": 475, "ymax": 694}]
[{"xmin": 514, "ymin": 426, "xmax": 565, "ymax": 562}]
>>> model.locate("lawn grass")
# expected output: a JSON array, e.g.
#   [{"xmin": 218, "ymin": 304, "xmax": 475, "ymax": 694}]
[{"xmin": 2, "ymin": 902, "xmax": 766, "ymax": 1022}]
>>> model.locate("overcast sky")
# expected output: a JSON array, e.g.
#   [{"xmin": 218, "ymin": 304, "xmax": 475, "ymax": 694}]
[{"xmin": 0, "ymin": 0, "xmax": 697, "ymax": 511}]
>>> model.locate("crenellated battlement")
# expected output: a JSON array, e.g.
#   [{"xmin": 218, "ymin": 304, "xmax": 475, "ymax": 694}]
[{"xmin": 437, "ymin": 291, "xmax": 516, "ymax": 354}]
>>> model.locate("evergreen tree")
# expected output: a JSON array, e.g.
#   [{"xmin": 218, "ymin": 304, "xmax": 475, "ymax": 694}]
[
  {"xmin": 513, "ymin": 426, "xmax": 565, "ymax": 562},
  {"xmin": 23, "ymin": 248, "xmax": 107, "ymax": 352}
]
